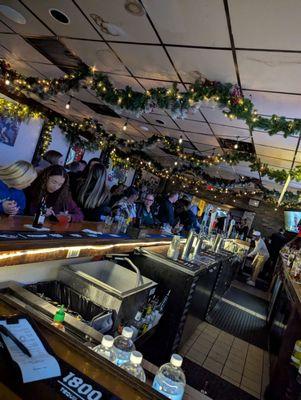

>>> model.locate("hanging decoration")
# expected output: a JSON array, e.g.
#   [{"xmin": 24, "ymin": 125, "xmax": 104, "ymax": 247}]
[
  {"xmin": 0, "ymin": 60, "xmax": 301, "ymax": 204},
  {"xmin": 0, "ymin": 59, "xmax": 301, "ymax": 138}
]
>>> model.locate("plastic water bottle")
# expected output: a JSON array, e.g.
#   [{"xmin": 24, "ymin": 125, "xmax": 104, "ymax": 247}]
[
  {"xmin": 93, "ymin": 335, "xmax": 116, "ymax": 363},
  {"xmin": 152, "ymin": 354, "xmax": 186, "ymax": 400},
  {"xmin": 113, "ymin": 327, "xmax": 135, "ymax": 366},
  {"xmin": 121, "ymin": 351, "xmax": 146, "ymax": 382}
]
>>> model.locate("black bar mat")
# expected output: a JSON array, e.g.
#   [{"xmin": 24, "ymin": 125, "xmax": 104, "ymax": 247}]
[
  {"xmin": 183, "ymin": 358, "xmax": 257, "ymax": 400},
  {"xmin": 223, "ymin": 286, "xmax": 268, "ymax": 316},
  {"xmin": 206, "ymin": 301, "xmax": 269, "ymax": 350}
]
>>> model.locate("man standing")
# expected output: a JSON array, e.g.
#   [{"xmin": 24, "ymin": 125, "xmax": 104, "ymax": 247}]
[
  {"xmin": 247, "ymin": 231, "xmax": 270, "ymax": 286},
  {"xmin": 157, "ymin": 191, "xmax": 179, "ymax": 227},
  {"xmin": 269, "ymin": 228, "xmax": 287, "ymax": 265}
]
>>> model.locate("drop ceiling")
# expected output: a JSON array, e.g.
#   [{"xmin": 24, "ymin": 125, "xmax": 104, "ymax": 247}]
[{"xmin": 0, "ymin": 0, "xmax": 300, "ymax": 190}]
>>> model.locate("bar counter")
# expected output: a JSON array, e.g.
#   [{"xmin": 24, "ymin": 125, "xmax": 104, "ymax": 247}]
[
  {"xmin": 0, "ymin": 215, "xmax": 172, "ymax": 267},
  {"xmin": 0, "ymin": 296, "xmax": 168, "ymax": 400}
]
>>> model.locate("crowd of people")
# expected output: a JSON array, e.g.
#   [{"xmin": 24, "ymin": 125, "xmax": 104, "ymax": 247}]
[{"xmin": 0, "ymin": 152, "xmax": 201, "ymax": 231}]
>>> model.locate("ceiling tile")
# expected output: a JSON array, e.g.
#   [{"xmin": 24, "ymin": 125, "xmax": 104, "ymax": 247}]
[
  {"xmin": 143, "ymin": 113, "xmax": 179, "ymax": 129},
  {"xmin": 72, "ymin": 88, "xmax": 100, "ymax": 103},
  {"xmin": 109, "ymin": 43, "xmax": 178, "ymax": 80},
  {"xmin": 238, "ymin": 51, "xmax": 301, "ymax": 93},
  {"xmin": 211, "ymin": 124, "xmax": 251, "ymax": 141},
  {"xmin": 0, "ymin": 0, "xmax": 52, "ymax": 35},
  {"xmin": 137, "ymin": 78, "xmax": 185, "ymax": 92},
  {"xmin": 194, "ymin": 143, "xmax": 222, "ymax": 154},
  {"xmin": 243, "ymin": 90, "xmax": 301, "ymax": 119},
  {"xmin": 201, "ymin": 107, "xmax": 250, "ymax": 129},
  {"xmin": 185, "ymin": 132, "xmax": 219, "ymax": 146},
  {"xmin": 143, "ymin": 0, "xmax": 230, "ymax": 47},
  {"xmin": 168, "ymin": 47, "xmax": 236, "ymax": 83},
  {"xmin": 229, "ymin": 0, "xmax": 301, "ymax": 50},
  {"xmin": 62, "ymin": 39, "xmax": 129, "ymax": 75},
  {"xmin": 0, "ymin": 22, "xmax": 13, "ymax": 33},
  {"xmin": 27, "ymin": 62, "xmax": 64, "ymax": 79},
  {"xmin": 0, "ymin": 34, "xmax": 51, "ymax": 63},
  {"xmin": 253, "ymin": 130, "xmax": 299, "ymax": 150},
  {"xmin": 156, "ymin": 127, "xmax": 182, "ymax": 139},
  {"xmin": 182, "ymin": 110, "xmax": 205, "ymax": 122},
  {"xmin": 106, "ymin": 74, "xmax": 143, "ymax": 91},
  {"xmin": 176, "ymin": 119, "xmax": 212, "ymax": 135},
  {"xmin": 75, "ymin": 0, "xmax": 159, "ymax": 43},
  {"xmin": 255, "ymin": 145, "xmax": 295, "ymax": 162},
  {"xmin": 259, "ymin": 156, "xmax": 292, "ymax": 169},
  {"xmin": 22, "ymin": 0, "xmax": 101, "ymax": 39},
  {"xmin": 128, "ymin": 120, "xmax": 159, "ymax": 136}
]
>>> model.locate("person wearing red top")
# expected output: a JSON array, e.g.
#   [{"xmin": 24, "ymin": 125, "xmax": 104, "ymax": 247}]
[{"xmin": 26, "ymin": 165, "xmax": 83, "ymax": 222}]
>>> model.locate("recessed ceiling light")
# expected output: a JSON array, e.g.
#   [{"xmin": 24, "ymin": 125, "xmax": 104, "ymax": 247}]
[
  {"xmin": 156, "ymin": 119, "xmax": 165, "ymax": 125},
  {"xmin": 49, "ymin": 9, "xmax": 70, "ymax": 24},
  {"xmin": 0, "ymin": 5, "xmax": 26, "ymax": 24},
  {"xmin": 124, "ymin": 0, "xmax": 145, "ymax": 16},
  {"xmin": 140, "ymin": 125, "xmax": 149, "ymax": 131}
]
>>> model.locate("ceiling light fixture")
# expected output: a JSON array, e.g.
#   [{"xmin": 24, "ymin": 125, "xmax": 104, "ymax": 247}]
[
  {"xmin": 124, "ymin": 0, "xmax": 145, "ymax": 16},
  {"xmin": 0, "ymin": 5, "xmax": 26, "ymax": 24},
  {"xmin": 234, "ymin": 137, "xmax": 239, "ymax": 150},
  {"xmin": 179, "ymin": 136, "xmax": 183, "ymax": 145},
  {"xmin": 155, "ymin": 119, "xmax": 164, "ymax": 125},
  {"xmin": 140, "ymin": 125, "xmax": 149, "ymax": 131},
  {"xmin": 122, "ymin": 120, "xmax": 128, "ymax": 131},
  {"xmin": 65, "ymin": 98, "xmax": 71, "ymax": 110},
  {"xmin": 49, "ymin": 9, "xmax": 70, "ymax": 24},
  {"xmin": 5, "ymin": 79, "xmax": 10, "ymax": 86}
]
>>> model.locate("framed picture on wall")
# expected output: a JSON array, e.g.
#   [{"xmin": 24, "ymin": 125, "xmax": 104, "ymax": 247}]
[{"xmin": 0, "ymin": 117, "xmax": 20, "ymax": 147}]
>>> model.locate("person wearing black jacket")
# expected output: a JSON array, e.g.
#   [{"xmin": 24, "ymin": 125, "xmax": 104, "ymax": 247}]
[{"xmin": 157, "ymin": 191, "xmax": 179, "ymax": 227}]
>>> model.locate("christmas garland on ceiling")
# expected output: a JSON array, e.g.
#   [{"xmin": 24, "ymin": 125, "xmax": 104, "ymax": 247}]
[
  {"xmin": 0, "ymin": 59, "xmax": 301, "ymax": 138},
  {"xmin": 0, "ymin": 90, "xmax": 300, "ymax": 206}
]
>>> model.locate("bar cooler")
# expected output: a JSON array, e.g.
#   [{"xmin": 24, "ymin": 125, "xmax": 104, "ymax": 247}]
[
  {"xmin": 1, "ymin": 259, "xmax": 157, "ymax": 343},
  {"xmin": 111, "ymin": 247, "xmax": 234, "ymax": 365}
]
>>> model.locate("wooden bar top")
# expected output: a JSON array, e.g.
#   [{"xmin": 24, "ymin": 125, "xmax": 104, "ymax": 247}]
[{"xmin": 0, "ymin": 216, "xmax": 172, "ymax": 267}]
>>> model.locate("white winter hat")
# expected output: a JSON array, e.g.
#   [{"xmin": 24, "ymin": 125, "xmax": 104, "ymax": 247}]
[{"xmin": 253, "ymin": 230, "xmax": 261, "ymax": 237}]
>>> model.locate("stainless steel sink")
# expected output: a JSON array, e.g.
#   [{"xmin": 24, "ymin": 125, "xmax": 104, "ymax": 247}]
[{"xmin": 58, "ymin": 260, "xmax": 157, "ymax": 328}]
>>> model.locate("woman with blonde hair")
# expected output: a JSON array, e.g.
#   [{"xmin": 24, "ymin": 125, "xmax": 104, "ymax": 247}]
[
  {"xmin": 76, "ymin": 163, "xmax": 110, "ymax": 221},
  {"xmin": 0, "ymin": 160, "xmax": 37, "ymax": 215}
]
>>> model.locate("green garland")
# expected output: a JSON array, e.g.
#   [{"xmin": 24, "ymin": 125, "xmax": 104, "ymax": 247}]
[
  {"xmin": 0, "ymin": 94, "xmax": 299, "ymax": 206},
  {"xmin": 1, "ymin": 59, "xmax": 301, "ymax": 138}
]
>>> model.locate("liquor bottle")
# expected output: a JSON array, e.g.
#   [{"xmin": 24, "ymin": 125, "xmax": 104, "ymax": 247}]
[
  {"xmin": 32, "ymin": 196, "xmax": 47, "ymax": 228},
  {"xmin": 141, "ymin": 304, "xmax": 153, "ymax": 334}
]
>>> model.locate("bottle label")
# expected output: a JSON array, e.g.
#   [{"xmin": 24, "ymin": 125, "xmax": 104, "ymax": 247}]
[
  {"xmin": 38, "ymin": 215, "xmax": 45, "ymax": 225},
  {"xmin": 153, "ymin": 379, "xmax": 184, "ymax": 400}
]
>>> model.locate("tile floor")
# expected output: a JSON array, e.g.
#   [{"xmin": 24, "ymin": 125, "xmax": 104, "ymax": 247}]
[
  {"xmin": 143, "ymin": 359, "xmax": 211, "ymax": 400},
  {"xmin": 180, "ymin": 322, "xmax": 270, "ymax": 399}
]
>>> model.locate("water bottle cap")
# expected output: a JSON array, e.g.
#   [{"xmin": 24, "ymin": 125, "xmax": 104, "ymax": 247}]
[
  {"xmin": 171, "ymin": 354, "xmax": 183, "ymax": 367},
  {"xmin": 130, "ymin": 351, "xmax": 143, "ymax": 364},
  {"xmin": 102, "ymin": 335, "xmax": 114, "ymax": 348},
  {"xmin": 122, "ymin": 326, "xmax": 134, "ymax": 338}
]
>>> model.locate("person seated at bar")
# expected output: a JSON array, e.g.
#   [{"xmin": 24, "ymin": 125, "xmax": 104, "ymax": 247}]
[
  {"xmin": 108, "ymin": 183, "xmax": 126, "ymax": 207},
  {"xmin": 246, "ymin": 230, "xmax": 270, "ymax": 286},
  {"xmin": 175, "ymin": 198, "xmax": 200, "ymax": 233},
  {"xmin": 26, "ymin": 165, "xmax": 83, "ymax": 222},
  {"xmin": 136, "ymin": 192, "xmax": 156, "ymax": 226},
  {"xmin": 36, "ymin": 150, "xmax": 63, "ymax": 172},
  {"xmin": 157, "ymin": 191, "xmax": 179, "ymax": 227},
  {"xmin": 0, "ymin": 160, "xmax": 37, "ymax": 215},
  {"xmin": 76, "ymin": 163, "xmax": 110, "ymax": 221},
  {"xmin": 69, "ymin": 158, "xmax": 101, "ymax": 198},
  {"xmin": 67, "ymin": 161, "xmax": 82, "ymax": 198},
  {"xmin": 112, "ymin": 186, "xmax": 139, "ymax": 220}
]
